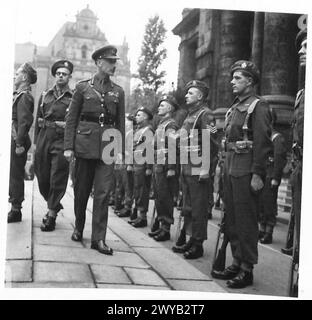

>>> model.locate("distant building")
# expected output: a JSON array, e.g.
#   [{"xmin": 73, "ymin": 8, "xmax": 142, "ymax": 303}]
[
  {"xmin": 15, "ymin": 5, "xmax": 131, "ymax": 118},
  {"xmin": 173, "ymin": 9, "xmax": 304, "ymax": 149}
]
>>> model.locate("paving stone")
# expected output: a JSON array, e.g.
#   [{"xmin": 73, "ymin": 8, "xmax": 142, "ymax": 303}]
[
  {"xmin": 34, "ymin": 244, "xmax": 149, "ymax": 268},
  {"xmin": 96, "ymin": 284, "xmax": 171, "ymax": 290},
  {"xmin": 34, "ymin": 261, "xmax": 93, "ymax": 283},
  {"xmin": 168, "ymin": 279, "xmax": 226, "ymax": 293},
  {"xmin": 135, "ymin": 247, "xmax": 212, "ymax": 280},
  {"xmin": 6, "ymin": 282, "xmax": 96, "ymax": 288},
  {"xmin": 91, "ymin": 265, "xmax": 131, "ymax": 284},
  {"xmin": 5, "ymin": 260, "xmax": 32, "ymax": 282},
  {"xmin": 33, "ymin": 227, "xmax": 84, "ymax": 248},
  {"xmin": 124, "ymin": 268, "xmax": 167, "ymax": 287}
]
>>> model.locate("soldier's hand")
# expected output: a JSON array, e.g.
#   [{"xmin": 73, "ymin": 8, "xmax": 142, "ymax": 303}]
[
  {"xmin": 167, "ymin": 169, "xmax": 176, "ymax": 178},
  {"xmin": 251, "ymin": 174, "xmax": 264, "ymax": 192},
  {"xmin": 64, "ymin": 149, "xmax": 74, "ymax": 162},
  {"xmin": 145, "ymin": 169, "xmax": 152, "ymax": 176},
  {"xmin": 271, "ymin": 179, "xmax": 279, "ymax": 189},
  {"xmin": 198, "ymin": 173, "xmax": 209, "ymax": 183},
  {"xmin": 15, "ymin": 145, "xmax": 25, "ymax": 155},
  {"xmin": 127, "ymin": 165, "xmax": 133, "ymax": 172}
]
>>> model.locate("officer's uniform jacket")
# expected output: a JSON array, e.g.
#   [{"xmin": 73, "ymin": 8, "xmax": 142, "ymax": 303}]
[
  {"xmin": 224, "ymin": 94, "xmax": 272, "ymax": 177},
  {"xmin": 64, "ymin": 74, "xmax": 125, "ymax": 160},
  {"xmin": 12, "ymin": 87, "xmax": 34, "ymax": 150},
  {"xmin": 180, "ymin": 103, "xmax": 218, "ymax": 176},
  {"xmin": 34, "ymin": 85, "xmax": 73, "ymax": 149},
  {"xmin": 292, "ymin": 89, "xmax": 304, "ymax": 160},
  {"xmin": 266, "ymin": 130, "xmax": 287, "ymax": 183},
  {"xmin": 154, "ymin": 116, "xmax": 179, "ymax": 173}
]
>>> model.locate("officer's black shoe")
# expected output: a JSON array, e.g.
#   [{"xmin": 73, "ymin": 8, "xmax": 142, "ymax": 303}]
[
  {"xmin": 172, "ymin": 239, "xmax": 192, "ymax": 253},
  {"xmin": 175, "ymin": 229, "xmax": 186, "ymax": 247},
  {"xmin": 8, "ymin": 210, "xmax": 22, "ymax": 223},
  {"xmin": 40, "ymin": 216, "xmax": 56, "ymax": 232},
  {"xmin": 260, "ymin": 233, "xmax": 272, "ymax": 244},
  {"xmin": 281, "ymin": 247, "xmax": 293, "ymax": 256},
  {"xmin": 132, "ymin": 219, "xmax": 147, "ymax": 228},
  {"xmin": 153, "ymin": 230, "xmax": 170, "ymax": 242},
  {"xmin": 184, "ymin": 244, "xmax": 204, "ymax": 259},
  {"xmin": 71, "ymin": 229, "xmax": 83, "ymax": 242},
  {"xmin": 226, "ymin": 270, "xmax": 253, "ymax": 289},
  {"xmin": 117, "ymin": 208, "xmax": 131, "ymax": 218},
  {"xmin": 210, "ymin": 265, "xmax": 240, "ymax": 280},
  {"xmin": 148, "ymin": 229, "xmax": 161, "ymax": 237},
  {"xmin": 258, "ymin": 230, "xmax": 265, "ymax": 240},
  {"xmin": 91, "ymin": 240, "xmax": 113, "ymax": 255}
]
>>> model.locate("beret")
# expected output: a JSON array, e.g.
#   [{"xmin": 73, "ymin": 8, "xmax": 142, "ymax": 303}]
[
  {"xmin": 136, "ymin": 106, "xmax": 153, "ymax": 120},
  {"xmin": 158, "ymin": 95, "xmax": 179, "ymax": 111},
  {"xmin": 230, "ymin": 60, "xmax": 260, "ymax": 84},
  {"xmin": 21, "ymin": 62, "xmax": 37, "ymax": 84},
  {"xmin": 51, "ymin": 60, "xmax": 73, "ymax": 76},
  {"xmin": 295, "ymin": 29, "xmax": 307, "ymax": 51},
  {"xmin": 92, "ymin": 45, "xmax": 120, "ymax": 61},
  {"xmin": 184, "ymin": 80, "xmax": 209, "ymax": 97}
]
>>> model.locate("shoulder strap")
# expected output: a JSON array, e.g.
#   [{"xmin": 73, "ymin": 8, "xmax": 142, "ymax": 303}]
[
  {"xmin": 192, "ymin": 108, "xmax": 207, "ymax": 131},
  {"xmin": 242, "ymin": 98, "xmax": 260, "ymax": 140},
  {"xmin": 13, "ymin": 90, "xmax": 27, "ymax": 106}
]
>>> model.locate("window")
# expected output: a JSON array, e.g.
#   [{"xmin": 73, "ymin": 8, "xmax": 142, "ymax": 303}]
[{"xmin": 81, "ymin": 45, "xmax": 88, "ymax": 59}]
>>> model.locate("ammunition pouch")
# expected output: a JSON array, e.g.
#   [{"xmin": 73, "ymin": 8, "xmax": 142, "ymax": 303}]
[{"xmin": 226, "ymin": 140, "xmax": 253, "ymax": 154}]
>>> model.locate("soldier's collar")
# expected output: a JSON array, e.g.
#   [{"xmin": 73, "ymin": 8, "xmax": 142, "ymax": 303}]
[
  {"xmin": 187, "ymin": 102, "xmax": 204, "ymax": 115},
  {"xmin": 159, "ymin": 114, "xmax": 172, "ymax": 124},
  {"xmin": 15, "ymin": 84, "xmax": 31, "ymax": 94}
]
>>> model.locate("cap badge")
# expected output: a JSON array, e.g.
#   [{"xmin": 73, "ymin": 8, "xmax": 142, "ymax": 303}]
[{"xmin": 241, "ymin": 62, "xmax": 247, "ymax": 68}]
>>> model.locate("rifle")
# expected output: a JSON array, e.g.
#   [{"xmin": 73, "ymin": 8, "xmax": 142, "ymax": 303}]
[
  {"xmin": 211, "ymin": 210, "xmax": 229, "ymax": 272},
  {"xmin": 288, "ymin": 246, "xmax": 299, "ymax": 297}
]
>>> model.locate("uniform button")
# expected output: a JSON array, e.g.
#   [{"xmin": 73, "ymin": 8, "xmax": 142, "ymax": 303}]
[{"xmin": 101, "ymin": 104, "xmax": 104, "ymax": 107}]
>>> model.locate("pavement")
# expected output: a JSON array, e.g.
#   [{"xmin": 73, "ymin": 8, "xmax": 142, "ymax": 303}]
[{"xmin": 5, "ymin": 179, "xmax": 225, "ymax": 294}]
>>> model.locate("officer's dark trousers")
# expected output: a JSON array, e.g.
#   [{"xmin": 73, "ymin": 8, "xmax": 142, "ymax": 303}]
[
  {"xmin": 290, "ymin": 162, "xmax": 302, "ymax": 253},
  {"xmin": 181, "ymin": 173, "xmax": 209, "ymax": 243},
  {"xmin": 114, "ymin": 166, "xmax": 126, "ymax": 210},
  {"xmin": 9, "ymin": 139, "xmax": 28, "ymax": 209},
  {"xmin": 258, "ymin": 176, "xmax": 278, "ymax": 233},
  {"xmin": 133, "ymin": 165, "xmax": 151, "ymax": 217},
  {"xmin": 153, "ymin": 165, "xmax": 177, "ymax": 231},
  {"xmin": 74, "ymin": 157, "xmax": 114, "ymax": 241},
  {"xmin": 207, "ymin": 176, "xmax": 215, "ymax": 213},
  {"xmin": 224, "ymin": 171, "xmax": 259, "ymax": 267}
]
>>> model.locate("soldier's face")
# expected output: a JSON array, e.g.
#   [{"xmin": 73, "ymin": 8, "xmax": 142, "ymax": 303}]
[
  {"xmin": 55, "ymin": 67, "xmax": 71, "ymax": 86},
  {"xmin": 299, "ymin": 38, "xmax": 307, "ymax": 67},
  {"xmin": 97, "ymin": 58, "xmax": 117, "ymax": 76},
  {"xmin": 135, "ymin": 111, "xmax": 147, "ymax": 124},
  {"xmin": 185, "ymin": 87, "xmax": 202, "ymax": 105},
  {"xmin": 231, "ymin": 71, "xmax": 252, "ymax": 95},
  {"xmin": 14, "ymin": 67, "xmax": 26, "ymax": 88},
  {"xmin": 158, "ymin": 101, "xmax": 172, "ymax": 115}
]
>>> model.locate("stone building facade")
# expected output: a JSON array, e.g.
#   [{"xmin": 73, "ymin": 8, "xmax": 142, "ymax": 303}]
[
  {"xmin": 15, "ymin": 5, "xmax": 131, "ymax": 117},
  {"xmin": 172, "ymin": 9, "xmax": 304, "ymax": 149}
]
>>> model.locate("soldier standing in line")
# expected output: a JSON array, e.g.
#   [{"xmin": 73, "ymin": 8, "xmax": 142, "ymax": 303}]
[
  {"xmin": 34, "ymin": 60, "xmax": 73, "ymax": 231},
  {"xmin": 64, "ymin": 45, "xmax": 125, "ymax": 255},
  {"xmin": 172, "ymin": 80, "xmax": 219, "ymax": 260},
  {"xmin": 148, "ymin": 95, "xmax": 180, "ymax": 241},
  {"xmin": 211, "ymin": 60, "xmax": 272, "ymax": 289},
  {"xmin": 127, "ymin": 107, "xmax": 154, "ymax": 228},
  {"xmin": 258, "ymin": 109, "xmax": 287, "ymax": 244},
  {"xmin": 8, "ymin": 63, "xmax": 37, "ymax": 223}
]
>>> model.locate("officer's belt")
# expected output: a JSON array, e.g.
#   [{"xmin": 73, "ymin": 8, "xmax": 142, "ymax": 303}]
[
  {"xmin": 38, "ymin": 119, "xmax": 65, "ymax": 129},
  {"xmin": 226, "ymin": 141, "xmax": 253, "ymax": 153},
  {"xmin": 80, "ymin": 114, "xmax": 115, "ymax": 126}
]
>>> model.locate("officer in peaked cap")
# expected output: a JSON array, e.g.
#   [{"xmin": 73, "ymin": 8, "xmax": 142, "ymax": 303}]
[
  {"xmin": 51, "ymin": 60, "xmax": 74, "ymax": 77},
  {"xmin": 230, "ymin": 60, "xmax": 260, "ymax": 84},
  {"xmin": 91, "ymin": 45, "xmax": 120, "ymax": 61}
]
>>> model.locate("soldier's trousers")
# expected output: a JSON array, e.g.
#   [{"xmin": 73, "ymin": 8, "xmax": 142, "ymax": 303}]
[
  {"xmin": 258, "ymin": 176, "xmax": 278, "ymax": 232},
  {"xmin": 290, "ymin": 162, "xmax": 302, "ymax": 253},
  {"xmin": 34, "ymin": 135, "xmax": 69, "ymax": 213},
  {"xmin": 74, "ymin": 157, "xmax": 114, "ymax": 241},
  {"xmin": 133, "ymin": 165, "xmax": 151, "ymax": 217},
  {"xmin": 9, "ymin": 139, "xmax": 28, "ymax": 209},
  {"xmin": 181, "ymin": 174, "xmax": 209, "ymax": 242},
  {"xmin": 114, "ymin": 166, "xmax": 127, "ymax": 210},
  {"xmin": 224, "ymin": 172, "xmax": 259, "ymax": 266},
  {"xmin": 124, "ymin": 171, "xmax": 134, "ymax": 209},
  {"xmin": 153, "ymin": 165, "xmax": 177, "ymax": 230}
]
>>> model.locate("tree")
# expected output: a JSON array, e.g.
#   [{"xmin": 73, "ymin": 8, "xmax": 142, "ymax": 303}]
[{"xmin": 137, "ymin": 15, "xmax": 167, "ymax": 93}]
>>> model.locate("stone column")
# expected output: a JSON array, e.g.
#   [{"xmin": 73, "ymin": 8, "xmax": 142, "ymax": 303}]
[{"xmin": 216, "ymin": 10, "xmax": 253, "ymax": 109}]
